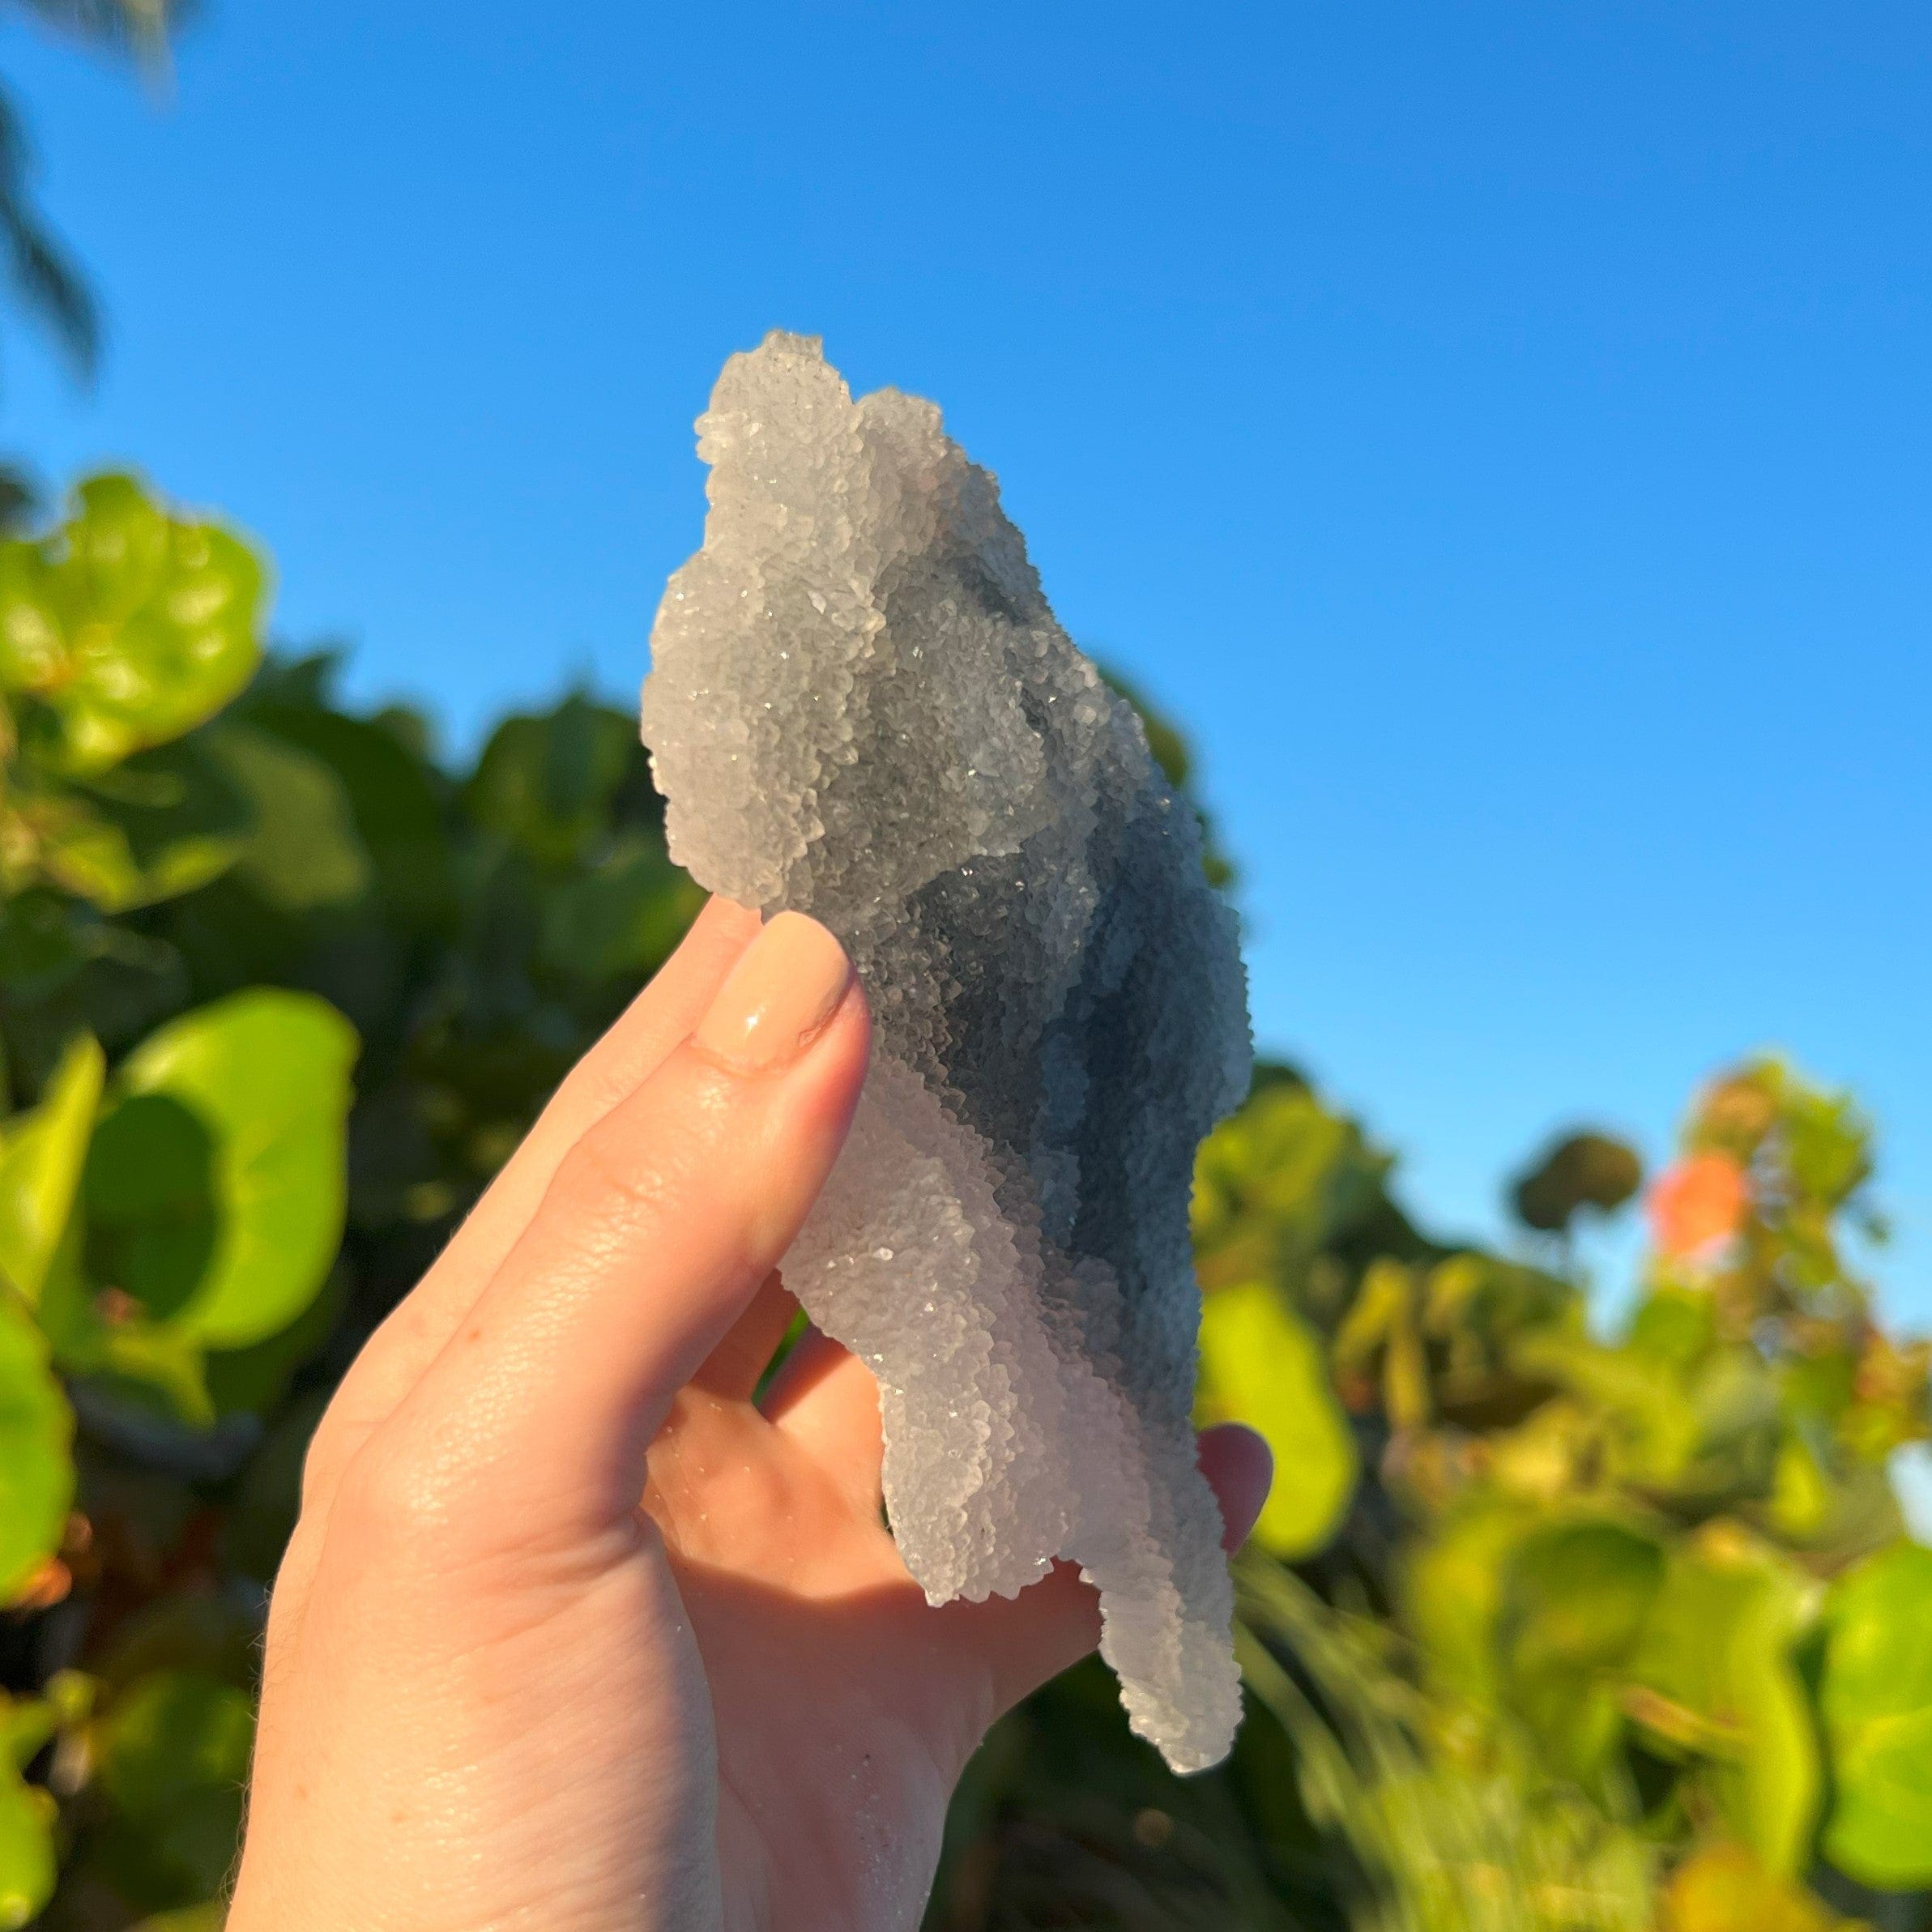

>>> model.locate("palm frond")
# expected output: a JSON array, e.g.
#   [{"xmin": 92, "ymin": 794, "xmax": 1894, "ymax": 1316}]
[
  {"xmin": 0, "ymin": 88, "xmax": 98, "ymax": 377},
  {"xmin": 6, "ymin": 0, "xmax": 196, "ymax": 58}
]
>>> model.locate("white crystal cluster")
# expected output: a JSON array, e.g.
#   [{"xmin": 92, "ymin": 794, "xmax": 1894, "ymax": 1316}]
[{"xmin": 641, "ymin": 333, "xmax": 1252, "ymax": 1770}]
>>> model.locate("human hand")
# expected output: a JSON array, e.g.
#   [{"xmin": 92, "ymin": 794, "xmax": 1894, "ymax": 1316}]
[{"xmin": 228, "ymin": 899, "xmax": 1272, "ymax": 1932}]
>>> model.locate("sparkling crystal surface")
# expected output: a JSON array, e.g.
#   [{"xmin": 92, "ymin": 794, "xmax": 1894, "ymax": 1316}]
[{"xmin": 641, "ymin": 332, "xmax": 1253, "ymax": 1769}]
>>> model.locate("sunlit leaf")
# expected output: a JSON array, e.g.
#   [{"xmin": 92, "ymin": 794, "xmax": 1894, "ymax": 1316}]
[
  {"xmin": 83, "ymin": 991, "xmax": 356, "ymax": 1350},
  {"xmin": 0, "ymin": 474, "xmax": 265, "ymax": 774},
  {"xmin": 1401, "ymin": 1499, "xmax": 1529, "ymax": 1707},
  {"xmin": 1196, "ymin": 1281, "xmax": 1357, "ymax": 1558},
  {"xmin": 130, "ymin": 1906, "xmax": 226, "ymax": 1932},
  {"xmin": 1660, "ymin": 1843, "xmax": 1841, "ymax": 1932},
  {"xmin": 1630, "ymin": 1544, "xmax": 1819, "ymax": 1877},
  {"xmin": 1495, "ymin": 1515, "xmax": 1665, "ymax": 1780},
  {"xmin": 0, "ymin": 1030, "xmax": 102, "ymax": 1303},
  {"xmin": 1819, "ymin": 1541, "xmax": 1932, "ymax": 1887},
  {"xmin": 0, "ymin": 1766, "xmax": 55, "ymax": 1932},
  {"xmin": 19, "ymin": 737, "xmax": 255, "ymax": 912},
  {"xmin": 0, "ymin": 1288, "xmax": 73, "ymax": 1601}
]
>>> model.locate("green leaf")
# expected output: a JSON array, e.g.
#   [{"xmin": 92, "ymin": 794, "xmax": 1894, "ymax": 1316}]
[
  {"xmin": 537, "ymin": 834, "xmax": 706, "ymax": 983},
  {"xmin": 1495, "ymin": 1516, "xmax": 1665, "ymax": 1780},
  {"xmin": 1401, "ymin": 1499, "xmax": 1530, "ymax": 1707},
  {"xmin": 1819, "ymin": 1541, "xmax": 1932, "ymax": 1887},
  {"xmin": 0, "ymin": 1287, "xmax": 74, "ymax": 1601},
  {"xmin": 1630, "ymin": 1546, "xmax": 1819, "ymax": 1876},
  {"xmin": 1660, "ymin": 1843, "xmax": 1842, "ymax": 1932},
  {"xmin": 1192, "ymin": 1081, "xmax": 1410, "ymax": 1293},
  {"xmin": 0, "ymin": 1766, "xmax": 55, "ymax": 1932},
  {"xmin": 198, "ymin": 720, "xmax": 371, "ymax": 913},
  {"xmin": 242, "ymin": 697, "xmax": 451, "ymax": 924},
  {"xmin": 463, "ymin": 694, "xmax": 640, "ymax": 867},
  {"xmin": 92, "ymin": 1670, "xmax": 254, "ymax": 1904},
  {"xmin": 0, "ymin": 1030, "xmax": 103, "ymax": 1303},
  {"xmin": 0, "ymin": 473, "xmax": 266, "ymax": 774},
  {"xmin": 1196, "ymin": 1281, "xmax": 1357, "ymax": 1559},
  {"xmin": 83, "ymin": 991, "xmax": 356, "ymax": 1350},
  {"xmin": 130, "ymin": 1907, "xmax": 226, "ymax": 1932},
  {"xmin": 23, "ymin": 737, "xmax": 255, "ymax": 912}
]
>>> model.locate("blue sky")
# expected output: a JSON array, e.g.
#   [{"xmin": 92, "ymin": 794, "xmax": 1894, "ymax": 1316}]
[{"xmin": 1, "ymin": 1, "xmax": 1926, "ymax": 1316}]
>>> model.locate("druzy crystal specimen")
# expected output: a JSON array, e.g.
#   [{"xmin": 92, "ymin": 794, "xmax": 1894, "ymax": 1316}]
[{"xmin": 641, "ymin": 333, "xmax": 1252, "ymax": 1770}]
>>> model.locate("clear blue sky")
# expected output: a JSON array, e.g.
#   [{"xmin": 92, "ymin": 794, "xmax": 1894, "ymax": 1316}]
[{"xmin": 2, "ymin": 2, "xmax": 1926, "ymax": 1316}]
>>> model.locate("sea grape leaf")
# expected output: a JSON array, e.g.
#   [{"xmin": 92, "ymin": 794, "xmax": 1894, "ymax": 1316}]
[
  {"xmin": 1630, "ymin": 1545, "xmax": 1819, "ymax": 1876},
  {"xmin": 129, "ymin": 1907, "xmax": 225, "ymax": 1932},
  {"xmin": 83, "ymin": 991, "xmax": 356, "ymax": 1350},
  {"xmin": 0, "ymin": 1288, "xmax": 74, "ymax": 1602},
  {"xmin": 192, "ymin": 719, "xmax": 372, "ymax": 913},
  {"xmin": 0, "ymin": 1031, "xmax": 103, "ymax": 1304},
  {"xmin": 242, "ymin": 697, "xmax": 452, "ymax": 925},
  {"xmin": 1509, "ymin": 1130, "xmax": 1643, "ymax": 1233},
  {"xmin": 1819, "ymin": 1541, "xmax": 1932, "ymax": 1887},
  {"xmin": 0, "ymin": 473, "xmax": 265, "ymax": 775},
  {"xmin": 1196, "ymin": 1280, "xmax": 1357, "ymax": 1559},
  {"xmin": 1660, "ymin": 1843, "xmax": 1842, "ymax": 1932},
  {"xmin": 537, "ymin": 835, "xmax": 706, "ymax": 983},
  {"xmin": 0, "ymin": 1765, "xmax": 55, "ymax": 1932},
  {"xmin": 1192, "ymin": 1081, "xmax": 1405, "ymax": 1294},
  {"xmin": 91, "ymin": 1670, "xmax": 254, "ymax": 1906},
  {"xmin": 17, "ymin": 737, "xmax": 254, "ymax": 913},
  {"xmin": 464, "ymin": 694, "xmax": 638, "ymax": 867},
  {"xmin": 1401, "ymin": 1499, "xmax": 1531, "ymax": 1707},
  {"xmin": 1495, "ymin": 1515, "xmax": 1665, "ymax": 1779}
]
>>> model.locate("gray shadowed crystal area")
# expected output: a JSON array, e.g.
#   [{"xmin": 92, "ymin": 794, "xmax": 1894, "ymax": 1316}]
[{"xmin": 640, "ymin": 332, "xmax": 1253, "ymax": 1770}]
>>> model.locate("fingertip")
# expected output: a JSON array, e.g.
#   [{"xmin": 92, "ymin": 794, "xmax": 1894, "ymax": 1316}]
[{"xmin": 1198, "ymin": 1422, "xmax": 1273, "ymax": 1553}]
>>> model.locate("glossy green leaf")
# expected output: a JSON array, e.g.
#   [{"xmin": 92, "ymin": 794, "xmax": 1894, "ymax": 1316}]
[
  {"xmin": 1192, "ymin": 1081, "xmax": 1409, "ymax": 1292},
  {"xmin": 1819, "ymin": 1541, "xmax": 1932, "ymax": 1887},
  {"xmin": 0, "ymin": 1767, "xmax": 55, "ymax": 1932},
  {"xmin": 0, "ymin": 1030, "xmax": 103, "ymax": 1303},
  {"xmin": 0, "ymin": 1289, "xmax": 74, "ymax": 1602},
  {"xmin": 1196, "ymin": 1281, "xmax": 1357, "ymax": 1559},
  {"xmin": 0, "ymin": 474, "xmax": 265, "ymax": 774},
  {"xmin": 1631, "ymin": 1547, "xmax": 1819, "ymax": 1876},
  {"xmin": 84, "ymin": 991, "xmax": 356, "ymax": 1350}
]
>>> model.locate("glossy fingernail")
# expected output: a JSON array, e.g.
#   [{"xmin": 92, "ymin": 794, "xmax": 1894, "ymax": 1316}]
[{"xmin": 693, "ymin": 911, "xmax": 854, "ymax": 1072}]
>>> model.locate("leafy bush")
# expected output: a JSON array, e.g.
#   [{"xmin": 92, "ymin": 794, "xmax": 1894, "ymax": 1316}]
[{"xmin": 0, "ymin": 476, "xmax": 1926, "ymax": 1931}]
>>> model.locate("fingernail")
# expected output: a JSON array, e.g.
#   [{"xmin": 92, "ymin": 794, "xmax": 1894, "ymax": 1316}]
[{"xmin": 693, "ymin": 911, "xmax": 854, "ymax": 1072}]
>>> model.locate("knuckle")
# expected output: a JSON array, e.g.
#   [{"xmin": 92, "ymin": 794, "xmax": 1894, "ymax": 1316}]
[
  {"xmin": 332, "ymin": 1431, "xmax": 471, "ymax": 1553},
  {"xmin": 298, "ymin": 1410, "xmax": 356, "ymax": 1516},
  {"xmin": 553, "ymin": 1106, "xmax": 693, "ymax": 1232}
]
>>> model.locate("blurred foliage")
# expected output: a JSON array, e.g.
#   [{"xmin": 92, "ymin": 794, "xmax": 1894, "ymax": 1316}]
[{"xmin": 0, "ymin": 472, "xmax": 1925, "ymax": 1931}]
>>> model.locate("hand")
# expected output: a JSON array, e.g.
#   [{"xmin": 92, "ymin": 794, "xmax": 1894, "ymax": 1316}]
[{"xmin": 228, "ymin": 899, "xmax": 1272, "ymax": 1932}]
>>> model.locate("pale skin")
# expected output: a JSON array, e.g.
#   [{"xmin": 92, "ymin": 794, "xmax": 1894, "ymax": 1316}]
[{"xmin": 228, "ymin": 898, "xmax": 1272, "ymax": 1932}]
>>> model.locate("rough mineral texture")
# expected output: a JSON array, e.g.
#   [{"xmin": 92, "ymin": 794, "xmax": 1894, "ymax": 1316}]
[{"xmin": 640, "ymin": 333, "xmax": 1252, "ymax": 1770}]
